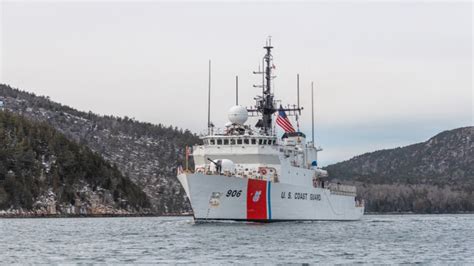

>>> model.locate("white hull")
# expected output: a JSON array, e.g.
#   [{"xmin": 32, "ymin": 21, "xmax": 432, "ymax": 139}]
[{"xmin": 178, "ymin": 173, "xmax": 364, "ymax": 222}]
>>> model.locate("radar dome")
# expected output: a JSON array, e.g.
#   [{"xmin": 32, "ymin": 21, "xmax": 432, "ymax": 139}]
[{"xmin": 228, "ymin": 105, "xmax": 248, "ymax": 125}]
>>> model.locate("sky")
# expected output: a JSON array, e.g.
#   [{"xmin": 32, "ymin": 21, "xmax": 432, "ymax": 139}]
[{"xmin": 0, "ymin": 1, "xmax": 472, "ymax": 166}]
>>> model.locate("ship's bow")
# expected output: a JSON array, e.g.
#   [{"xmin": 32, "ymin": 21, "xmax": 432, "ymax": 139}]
[{"xmin": 177, "ymin": 173, "xmax": 191, "ymax": 201}]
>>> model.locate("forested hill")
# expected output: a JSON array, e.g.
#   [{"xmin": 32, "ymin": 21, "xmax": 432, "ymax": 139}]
[
  {"xmin": 0, "ymin": 111, "xmax": 150, "ymax": 216},
  {"xmin": 2, "ymin": 84, "xmax": 472, "ymax": 214},
  {"xmin": 325, "ymin": 127, "xmax": 474, "ymax": 213},
  {"xmin": 326, "ymin": 127, "xmax": 473, "ymax": 186},
  {"xmin": 0, "ymin": 84, "xmax": 200, "ymax": 214}
]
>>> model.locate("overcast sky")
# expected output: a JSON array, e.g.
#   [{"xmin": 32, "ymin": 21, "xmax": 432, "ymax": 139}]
[{"xmin": 1, "ymin": 1, "xmax": 472, "ymax": 165}]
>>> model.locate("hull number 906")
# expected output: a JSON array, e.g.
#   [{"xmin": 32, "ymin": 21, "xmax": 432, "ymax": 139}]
[{"xmin": 226, "ymin": 190, "xmax": 242, "ymax": 197}]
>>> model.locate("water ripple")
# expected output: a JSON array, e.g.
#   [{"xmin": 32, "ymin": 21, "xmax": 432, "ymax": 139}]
[{"xmin": 1, "ymin": 215, "xmax": 473, "ymax": 263}]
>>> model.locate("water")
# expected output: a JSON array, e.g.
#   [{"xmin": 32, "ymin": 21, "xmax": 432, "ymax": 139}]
[{"xmin": 1, "ymin": 214, "xmax": 473, "ymax": 264}]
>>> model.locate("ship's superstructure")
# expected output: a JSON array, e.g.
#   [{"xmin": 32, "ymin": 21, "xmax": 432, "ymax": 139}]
[{"xmin": 178, "ymin": 41, "xmax": 364, "ymax": 221}]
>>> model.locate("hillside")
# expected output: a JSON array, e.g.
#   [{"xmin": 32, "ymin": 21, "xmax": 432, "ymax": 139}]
[
  {"xmin": 2, "ymin": 84, "xmax": 472, "ymax": 214},
  {"xmin": 0, "ymin": 111, "xmax": 150, "ymax": 216},
  {"xmin": 0, "ymin": 84, "xmax": 200, "ymax": 214},
  {"xmin": 325, "ymin": 127, "xmax": 474, "ymax": 213}
]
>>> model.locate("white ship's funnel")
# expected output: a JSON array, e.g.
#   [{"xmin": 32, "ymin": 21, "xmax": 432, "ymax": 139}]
[{"xmin": 228, "ymin": 105, "xmax": 248, "ymax": 125}]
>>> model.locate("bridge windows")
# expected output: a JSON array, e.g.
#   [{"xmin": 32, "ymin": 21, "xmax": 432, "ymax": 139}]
[{"xmin": 205, "ymin": 137, "xmax": 276, "ymax": 146}]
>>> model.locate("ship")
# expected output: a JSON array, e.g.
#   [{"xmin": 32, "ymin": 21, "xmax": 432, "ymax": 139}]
[{"xmin": 177, "ymin": 40, "xmax": 364, "ymax": 222}]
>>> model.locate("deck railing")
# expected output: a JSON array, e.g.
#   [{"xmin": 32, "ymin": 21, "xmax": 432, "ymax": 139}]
[{"xmin": 328, "ymin": 183, "xmax": 357, "ymax": 196}]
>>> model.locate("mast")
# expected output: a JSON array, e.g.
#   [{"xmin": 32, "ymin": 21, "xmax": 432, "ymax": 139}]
[
  {"xmin": 259, "ymin": 39, "xmax": 275, "ymax": 133},
  {"xmin": 297, "ymin": 74, "xmax": 300, "ymax": 109},
  {"xmin": 235, "ymin": 75, "xmax": 239, "ymax": 105},
  {"xmin": 296, "ymin": 74, "xmax": 301, "ymax": 131},
  {"xmin": 311, "ymin": 81, "xmax": 315, "ymax": 146},
  {"xmin": 207, "ymin": 60, "xmax": 212, "ymax": 134},
  {"xmin": 248, "ymin": 38, "xmax": 303, "ymax": 135}
]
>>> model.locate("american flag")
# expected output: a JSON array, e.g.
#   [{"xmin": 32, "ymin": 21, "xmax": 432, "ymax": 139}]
[{"xmin": 276, "ymin": 106, "xmax": 295, "ymax": 133}]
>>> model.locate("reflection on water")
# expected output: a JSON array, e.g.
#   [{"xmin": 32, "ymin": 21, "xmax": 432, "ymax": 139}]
[{"xmin": 1, "ymin": 214, "xmax": 473, "ymax": 264}]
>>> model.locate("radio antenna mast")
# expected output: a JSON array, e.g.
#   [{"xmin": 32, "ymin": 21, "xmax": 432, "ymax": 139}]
[
  {"xmin": 296, "ymin": 74, "xmax": 301, "ymax": 131},
  {"xmin": 297, "ymin": 74, "xmax": 300, "ymax": 111},
  {"xmin": 311, "ymin": 81, "xmax": 315, "ymax": 146},
  {"xmin": 207, "ymin": 60, "xmax": 212, "ymax": 134},
  {"xmin": 235, "ymin": 75, "xmax": 239, "ymax": 105},
  {"xmin": 247, "ymin": 38, "xmax": 303, "ymax": 135}
]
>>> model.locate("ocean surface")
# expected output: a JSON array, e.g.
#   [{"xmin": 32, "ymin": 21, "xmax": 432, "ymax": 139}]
[{"xmin": 1, "ymin": 214, "xmax": 473, "ymax": 264}]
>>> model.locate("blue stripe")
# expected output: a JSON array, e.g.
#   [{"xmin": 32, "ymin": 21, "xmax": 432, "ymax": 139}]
[{"xmin": 267, "ymin": 182, "xmax": 272, "ymax": 220}]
